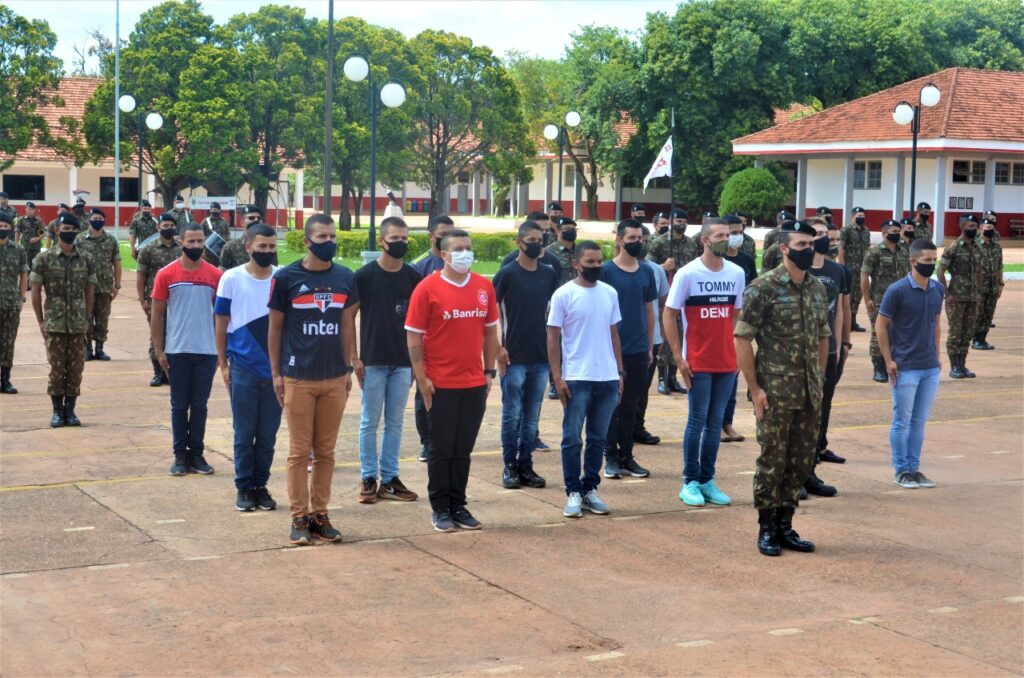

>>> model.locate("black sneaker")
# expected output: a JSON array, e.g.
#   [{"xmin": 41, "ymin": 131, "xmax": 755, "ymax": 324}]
[
  {"xmin": 432, "ymin": 510, "xmax": 456, "ymax": 532},
  {"xmin": 289, "ymin": 516, "xmax": 312, "ymax": 546},
  {"xmin": 417, "ymin": 445, "xmax": 429, "ymax": 462},
  {"xmin": 189, "ymin": 454, "xmax": 215, "ymax": 475},
  {"xmin": 169, "ymin": 455, "xmax": 189, "ymax": 476},
  {"xmin": 309, "ymin": 512, "xmax": 342, "ymax": 542},
  {"xmin": 235, "ymin": 489, "xmax": 256, "ymax": 512},
  {"xmin": 633, "ymin": 429, "xmax": 661, "ymax": 445},
  {"xmin": 534, "ymin": 438, "xmax": 550, "ymax": 450},
  {"xmin": 604, "ymin": 458, "xmax": 623, "ymax": 479},
  {"xmin": 452, "ymin": 507, "xmax": 482, "ymax": 530},
  {"xmin": 623, "ymin": 458, "xmax": 650, "ymax": 478},
  {"xmin": 518, "ymin": 465, "xmax": 546, "ymax": 489},
  {"xmin": 253, "ymin": 487, "xmax": 277, "ymax": 510},
  {"xmin": 502, "ymin": 462, "xmax": 521, "ymax": 489}
]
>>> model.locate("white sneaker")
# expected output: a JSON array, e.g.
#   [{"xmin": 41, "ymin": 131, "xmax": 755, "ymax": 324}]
[
  {"xmin": 582, "ymin": 489, "xmax": 609, "ymax": 515},
  {"xmin": 564, "ymin": 492, "xmax": 583, "ymax": 518}
]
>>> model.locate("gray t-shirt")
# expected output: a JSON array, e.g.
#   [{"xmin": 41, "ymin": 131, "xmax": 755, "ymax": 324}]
[
  {"xmin": 151, "ymin": 259, "xmax": 221, "ymax": 355},
  {"xmin": 643, "ymin": 259, "xmax": 669, "ymax": 345}
]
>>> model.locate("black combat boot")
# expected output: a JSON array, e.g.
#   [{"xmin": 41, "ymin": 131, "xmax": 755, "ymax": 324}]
[
  {"xmin": 50, "ymin": 396, "xmax": 66, "ymax": 428},
  {"xmin": 871, "ymin": 357, "xmax": 888, "ymax": 383},
  {"xmin": 668, "ymin": 367, "xmax": 687, "ymax": 394},
  {"xmin": 960, "ymin": 353, "xmax": 976, "ymax": 378},
  {"xmin": 84, "ymin": 338, "xmax": 94, "ymax": 361},
  {"xmin": 657, "ymin": 364, "xmax": 669, "ymax": 395},
  {"xmin": 0, "ymin": 366, "xmax": 16, "ymax": 394},
  {"xmin": 775, "ymin": 507, "xmax": 815, "ymax": 552},
  {"xmin": 979, "ymin": 330, "xmax": 995, "ymax": 350},
  {"xmin": 150, "ymin": 359, "xmax": 164, "ymax": 387},
  {"xmin": 757, "ymin": 509, "xmax": 781, "ymax": 556},
  {"xmin": 63, "ymin": 397, "xmax": 81, "ymax": 426},
  {"xmin": 94, "ymin": 341, "xmax": 111, "ymax": 360},
  {"xmin": 948, "ymin": 352, "xmax": 965, "ymax": 379}
]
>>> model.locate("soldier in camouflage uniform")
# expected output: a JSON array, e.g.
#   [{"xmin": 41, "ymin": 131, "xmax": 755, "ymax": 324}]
[
  {"xmin": 201, "ymin": 202, "xmax": 230, "ymax": 240},
  {"xmin": 15, "ymin": 201, "xmax": 45, "ymax": 269},
  {"xmin": 128, "ymin": 200, "xmax": 158, "ymax": 259},
  {"xmin": 47, "ymin": 203, "xmax": 70, "ymax": 247},
  {"xmin": 136, "ymin": 215, "xmax": 181, "ymax": 386},
  {"xmin": 861, "ymin": 220, "xmax": 910, "ymax": 382},
  {"xmin": 0, "ymin": 191, "xmax": 18, "ymax": 228},
  {"xmin": 31, "ymin": 213, "xmax": 96, "ymax": 427},
  {"xmin": 912, "ymin": 202, "xmax": 933, "ymax": 243},
  {"xmin": 545, "ymin": 217, "xmax": 578, "ymax": 284},
  {"xmin": 166, "ymin": 194, "xmax": 193, "ymax": 234},
  {"xmin": 838, "ymin": 206, "xmax": 871, "ymax": 331},
  {"xmin": 649, "ymin": 207, "xmax": 697, "ymax": 394},
  {"xmin": 735, "ymin": 220, "xmax": 830, "ymax": 557},
  {"xmin": 0, "ymin": 212, "xmax": 29, "ymax": 394},
  {"xmin": 938, "ymin": 214, "xmax": 985, "ymax": 379},
  {"xmin": 972, "ymin": 217, "xmax": 1003, "ymax": 351},
  {"xmin": 76, "ymin": 208, "xmax": 122, "ymax": 362},
  {"xmin": 763, "ymin": 209, "xmax": 794, "ymax": 252},
  {"xmin": 761, "ymin": 242, "xmax": 782, "ymax": 275},
  {"xmin": 900, "ymin": 218, "xmax": 917, "ymax": 248},
  {"xmin": 220, "ymin": 206, "xmax": 264, "ymax": 270}
]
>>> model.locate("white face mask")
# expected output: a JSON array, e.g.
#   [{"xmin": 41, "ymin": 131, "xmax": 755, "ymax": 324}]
[
  {"xmin": 728, "ymin": 234, "xmax": 744, "ymax": 250},
  {"xmin": 448, "ymin": 250, "xmax": 474, "ymax": 273},
  {"xmin": 175, "ymin": 202, "xmax": 185, "ymax": 210}
]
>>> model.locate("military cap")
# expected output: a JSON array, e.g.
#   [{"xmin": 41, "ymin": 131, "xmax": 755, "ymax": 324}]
[
  {"xmin": 141, "ymin": 199, "xmax": 152, "ymax": 207},
  {"xmin": 25, "ymin": 201, "xmax": 36, "ymax": 209},
  {"xmin": 959, "ymin": 213, "xmax": 978, "ymax": 224},
  {"xmin": 547, "ymin": 201, "xmax": 563, "ymax": 211},
  {"xmin": 881, "ymin": 219, "xmax": 901, "ymax": 229},
  {"xmin": 984, "ymin": 210, "xmax": 998, "ymax": 218},
  {"xmin": 58, "ymin": 202, "xmax": 69, "ymax": 210},
  {"xmin": 630, "ymin": 203, "xmax": 646, "ymax": 211},
  {"xmin": 174, "ymin": 194, "xmax": 184, "ymax": 201},
  {"xmin": 75, "ymin": 197, "xmax": 86, "ymax": 205},
  {"xmin": 0, "ymin": 191, "xmax": 8, "ymax": 199},
  {"xmin": 816, "ymin": 206, "xmax": 833, "ymax": 215},
  {"xmin": 209, "ymin": 201, "xmax": 221, "ymax": 209},
  {"xmin": 777, "ymin": 209, "xmax": 794, "ymax": 221},
  {"xmin": 916, "ymin": 201, "xmax": 931, "ymax": 210},
  {"xmin": 58, "ymin": 212, "xmax": 81, "ymax": 228},
  {"xmin": 159, "ymin": 212, "xmax": 178, "ymax": 224},
  {"xmin": 723, "ymin": 214, "xmax": 743, "ymax": 225},
  {"xmin": 671, "ymin": 207, "xmax": 687, "ymax": 218},
  {"xmin": 780, "ymin": 219, "xmax": 816, "ymax": 236},
  {"xmin": 89, "ymin": 207, "xmax": 106, "ymax": 217},
  {"xmin": 651, "ymin": 212, "xmax": 667, "ymax": 221},
  {"xmin": 899, "ymin": 218, "xmax": 915, "ymax": 226},
  {"xmin": 243, "ymin": 204, "xmax": 263, "ymax": 216},
  {"xmin": 0, "ymin": 212, "xmax": 12, "ymax": 226},
  {"xmin": 852, "ymin": 206, "xmax": 865, "ymax": 214},
  {"xmin": 981, "ymin": 218, "xmax": 997, "ymax": 226},
  {"xmin": 703, "ymin": 210, "xmax": 717, "ymax": 218},
  {"xmin": 556, "ymin": 217, "xmax": 577, "ymax": 227}
]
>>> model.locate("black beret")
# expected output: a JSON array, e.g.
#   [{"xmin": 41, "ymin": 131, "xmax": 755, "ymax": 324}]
[
  {"xmin": 25, "ymin": 201, "xmax": 35, "ymax": 209},
  {"xmin": 652, "ymin": 212, "xmax": 667, "ymax": 221},
  {"xmin": 209, "ymin": 202, "xmax": 221, "ymax": 209},
  {"xmin": 724, "ymin": 214, "xmax": 743, "ymax": 225},
  {"xmin": 671, "ymin": 208, "xmax": 687, "ymax": 219},
  {"xmin": 703, "ymin": 210, "xmax": 717, "ymax": 218},
  {"xmin": 59, "ymin": 213, "xmax": 81, "ymax": 228},
  {"xmin": 816, "ymin": 206, "xmax": 832, "ymax": 215},
  {"xmin": 141, "ymin": 199, "xmax": 152, "ymax": 207},
  {"xmin": 75, "ymin": 197, "xmax": 86, "ymax": 205},
  {"xmin": 959, "ymin": 213, "xmax": 978, "ymax": 223},
  {"xmin": 780, "ymin": 219, "xmax": 817, "ymax": 237},
  {"xmin": 174, "ymin": 194, "xmax": 184, "ymax": 201},
  {"xmin": 547, "ymin": 202, "xmax": 563, "ymax": 211},
  {"xmin": 984, "ymin": 210, "xmax": 997, "ymax": 218},
  {"xmin": 58, "ymin": 203, "xmax": 69, "ymax": 210},
  {"xmin": 0, "ymin": 213, "xmax": 12, "ymax": 225},
  {"xmin": 630, "ymin": 203, "xmax": 646, "ymax": 211},
  {"xmin": 899, "ymin": 218, "xmax": 915, "ymax": 226},
  {"xmin": 159, "ymin": 212, "xmax": 178, "ymax": 224},
  {"xmin": 916, "ymin": 202, "xmax": 931, "ymax": 210},
  {"xmin": 243, "ymin": 205, "xmax": 263, "ymax": 216},
  {"xmin": 0, "ymin": 191, "xmax": 8, "ymax": 199},
  {"xmin": 852, "ymin": 206, "xmax": 865, "ymax": 214},
  {"xmin": 777, "ymin": 209, "xmax": 794, "ymax": 221},
  {"xmin": 881, "ymin": 219, "xmax": 901, "ymax": 229},
  {"xmin": 556, "ymin": 217, "xmax": 577, "ymax": 227},
  {"xmin": 981, "ymin": 218, "xmax": 997, "ymax": 226},
  {"xmin": 89, "ymin": 207, "xmax": 106, "ymax": 217}
]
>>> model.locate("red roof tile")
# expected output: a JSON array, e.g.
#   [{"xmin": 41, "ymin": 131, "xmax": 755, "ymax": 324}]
[
  {"xmin": 734, "ymin": 68, "xmax": 1024, "ymax": 147},
  {"xmin": 773, "ymin": 103, "xmax": 815, "ymax": 125},
  {"xmin": 3, "ymin": 76, "xmax": 102, "ymax": 163}
]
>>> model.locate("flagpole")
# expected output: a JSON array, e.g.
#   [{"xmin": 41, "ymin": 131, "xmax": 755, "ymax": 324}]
[{"xmin": 669, "ymin": 107, "xmax": 675, "ymax": 219}]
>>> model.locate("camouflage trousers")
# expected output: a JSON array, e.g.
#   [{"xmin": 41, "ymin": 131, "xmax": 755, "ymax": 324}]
[
  {"xmin": 657, "ymin": 342, "xmax": 677, "ymax": 370},
  {"xmin": 46, "ymin": 332, "xmax": 86, "ymax": 397},
  {"xmin": 868, "ymin": 303, "xmax": 882, "ymax": 360},
  {"xmin": 87, "ymin": 292, "xmax": 112, "ymax": 342},
  {"xmin": 0, "ymin": 307, "xmax": 20, "ymax": 367},
  {"xmin": 848, "ymin": 267, "xmax": 863, "ymax": 322},
  {"xmin": 976, "ymin": 290, "xmax": 999, "ymax": 335},
  {"xmin": 946, "ymin": 295, "xmax": 978, "ymax": 354},
  {"xmin": 753, "ymin": 402, "xmax": 820, "ymax": 510},
  {"xmin": 25, "ymin": 247, "xmax": 40, "ymax": 271}
]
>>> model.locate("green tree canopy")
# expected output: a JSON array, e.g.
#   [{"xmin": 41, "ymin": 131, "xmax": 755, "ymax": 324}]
[{"xmin": 718, "ymin": 167, "xmax": 789, "ymax": 222}]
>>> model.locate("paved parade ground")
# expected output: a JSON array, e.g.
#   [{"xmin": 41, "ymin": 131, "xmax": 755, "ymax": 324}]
[{"xmin": 1, "ymin": 272, "xmax": 1021, "ymax": 677}]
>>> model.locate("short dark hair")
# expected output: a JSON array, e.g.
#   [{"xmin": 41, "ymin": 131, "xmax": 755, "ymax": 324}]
[
  {"xmin": 427, "ymin": 214, "xmax": 454, "ymax": 233},
  {"xmin": 700, "ymin": 217, "xmax": 726, "ymax": 239},
  {"xmin": 439, "ymin": 228, "xmax": 470, "ymax": 252},
  {"xmin": 517, "ymin": 220, "xmax": 542, "ymax": 239},
  {"xmin": 616, "ymin": 218, "xmax": 643, "ymax": 238},
  {"xmin": 182, "ymin": 222, "xmax": 204, "ymax": 236},
  {"xmin": 527, "ymin": 210, "xmax": 548, "ymax": 222},
  {"xmin": 245, "ymin": 223, "xmax": 276, "ymax": 243},
  {"xmin": 574, "ymin": 240, "xmax": 603, "ymax": 261},
  {"xmin": 380, "ymin": 216, "xmax": 408, "ymax": 237},
  {"xmin": 909, "ymin": 238, "xmax": 937, "ymax": 258},
  {"xmin": 304, "ymin": 213, "xmax": 334, "ymax": 238}
]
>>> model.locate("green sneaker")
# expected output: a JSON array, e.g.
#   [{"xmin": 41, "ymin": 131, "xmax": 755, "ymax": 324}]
[
  {"xmin": 679, "ymin": 480, "xmax": 705, "ymax": 506},
  {"xmin": 699, "ymin": 479, "xmax": 732, "ymax": 506}
]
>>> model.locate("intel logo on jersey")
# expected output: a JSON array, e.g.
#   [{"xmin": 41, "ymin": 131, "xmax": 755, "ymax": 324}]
[{"xmin": 302, "ymin": 319, "xmax": 340, "ymax": 335}]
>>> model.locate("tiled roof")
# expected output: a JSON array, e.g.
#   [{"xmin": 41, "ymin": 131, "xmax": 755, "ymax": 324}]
[
  {"xmin": 3, "ymin": 76, "xmax": 103, "ymax": 163},
  {"xmin": 734, "ymin": 68, "xmax": 1024, "ymax": 147},
  {"xmin": 773, "ymin": 103, "xmax": 815, "ymax": 125}
]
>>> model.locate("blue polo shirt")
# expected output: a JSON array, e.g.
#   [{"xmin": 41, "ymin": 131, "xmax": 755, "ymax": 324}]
[
  {"xmin": 878, "ymin": 273, "xmax": 945, "ymax": 371},
  {"xmin": 600, "ymin": 260, "xmax": 657, "ymax": 356}
]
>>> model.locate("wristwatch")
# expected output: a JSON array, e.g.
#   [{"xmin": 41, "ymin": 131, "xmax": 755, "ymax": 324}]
[{"xmin": 484, "ymin": 369, "xmax": 497, "ymax": 377}]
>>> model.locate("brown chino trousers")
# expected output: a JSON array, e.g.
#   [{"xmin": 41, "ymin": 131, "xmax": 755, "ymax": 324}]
[{"xmin": 284, "ymin": 376, "xmax": 349, "ymax": 518}]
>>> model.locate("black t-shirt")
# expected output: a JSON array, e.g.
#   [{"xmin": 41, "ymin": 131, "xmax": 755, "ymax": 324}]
[
  {"xmin": 501, "ymin": 249, "xmax": 562, "ymax": 278},
  {"xmin": 353, "ymin": 261, "xmax": 422, "ymax": 366},
  {"xmin": 724, "ymin": 251, "xmax": 757, "ymax": 284},
  {"xmin": 492, "ymin": 260, "xmax": 560, "ymax": 364},
  {"xmin": 810, "ymin": 259, "xmax": 848, "ymax": 353},
  {"xmin": 268, "ymin": 261, "xmax": 358, "ymax": 380}
]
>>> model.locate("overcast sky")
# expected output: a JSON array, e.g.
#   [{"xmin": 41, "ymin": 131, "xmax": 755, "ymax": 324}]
[{"xmin": 9, "ymin": 0, "xmax": 679, "ymax": 72}]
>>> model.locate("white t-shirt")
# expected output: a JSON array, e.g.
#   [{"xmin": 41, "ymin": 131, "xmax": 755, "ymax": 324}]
[
  {"xmin": 214, "ymin": 264, "xmax": 278, "ymax": 379},
  {"xmin": 665, "ymin": 257, "xmax": 745, "ymax": 373},
  {"xmin": 547, "ymin": 280, "xmax": 621, "ymax": 382},
  {"xmin": 644, "ymin": 259, "xmax": 669, "ymax": 345}
]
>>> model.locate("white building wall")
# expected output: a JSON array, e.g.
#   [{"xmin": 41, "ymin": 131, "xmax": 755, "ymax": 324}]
[{"xmin": 804, "ymin": 159, "xmax": 846, "ymax": 211}]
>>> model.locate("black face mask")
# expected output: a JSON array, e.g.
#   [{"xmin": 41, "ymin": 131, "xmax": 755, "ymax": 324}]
[
  {"xmin": 919, "ymin": 213, "xmax": 930, "ymax": 222},
  {"xmin": 886, "ymin": 232, "xmax": 901, "ymax": 243},
  {"xmin": 623, "ymin": 241, "xmax": 643, "ymax": 258},
  {"xmin": 521, "ymin": 241, "xmax": 543, "ymax": 259},
  {"xmin": 854, "ymin": 216, "xmax": 866, "ymax": 226},
  {"xmin": 578, "ymin": 265, "xmax": 602, "ymax": 283},
  {"xmin": 0, "ymin": 229, "xmax": 10, "ymax": 240},
  {"xmin": 384, "ymin": 240, "xmax": 408, "ymax": 260},
  {"xmin": 657, "ymin": 225, "xmax": 668, "ymax": 235},
  {"xmin": 308, "ymin": 239, "xmax": 338, "ymax": 262},
  {"xmin": 914, "ymin": 262, "xmax": 935, "ymax": 278},
  {"xmin": 963, "ymin": 228, "xmax": 977, "ymax": 240},
  {"xmin": 251, "ymin": 250, "xmax": 275, "ymax": 268},
  {"xmin": 672, "ymin": 225, "xmax": 686, "ymax": 234},
  {"xmin": 183, "ymin": 246, "xmax": 203, "ymax": 261},
  {"xmin": 813, "ymin": 236, "xmax": 830, "ymax": 254},
  {"xmin": 903, "ymin": 230, "xmax": 914, "ymax": 240},
  {"xmin": 561, "ymin": 229, "xmax": 577, "ymax": 243},
  {"xmin": 785, "ymin": 246, "xmax": 814, "ymax": 271},
  {"xmin": 160, "ymin": 227, "xmax": 177, "ymax": 240},
  {"xmin": 210, "ymin": 211, "xmax": 220, "ymax": 218},
  {"xmin": 90, "ymin": 220, "xmax": 104, "ymax": 230},
  {"xmin": 983, "ymin": 229, "xmax": 996, "ymax": 239},
  {"xmin": 59, "ymin": 231, "xmax": 78, "ymax": 244}
]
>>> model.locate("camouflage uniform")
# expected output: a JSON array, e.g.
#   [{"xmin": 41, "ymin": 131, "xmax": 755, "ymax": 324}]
[
  {"xmin": 166, "ymin": 208, "xmax": 192, "ymax": 233},
  {"xmin": 75, "ymin": 228, "xmax": 121, "ymax": 343},
  {"xmin": 30, "ymin": 246, "xmax": 96, "ymax": 396},
  {"xmin": 202, "ymin": 215, "xmax": 230, "ymax": 240},
  {"xmin": 46, "ymin": 217, "xmax": 63, "ymax": 246},
  {"xmin": 15, "ymin": 215, "xmax": 45, "ymax": 268},
  {"xmin": 760, "ymin": 244, "xmax": 782, "ymax": 275},
  {"xmin": 734, "ymin": 266, "xmax": 830, "ymax": 510},
  {"xmin": 128, "ymin": 211, "xmax": 158, "ymax": 247},
  {"xmin": 861, "ymin": 243, "xmax": 910, "ymax": 360},
  {"xmin": 912, "ymin": 218, "xmax": 931, "ymax": 243},
  {"xmin": 740, "ymin": 232, "xmax": 757, "ymax": 261},
  {"xmin": 763, "ymin": 227, "xmax": 780, "ymax": 252},
  {"xmin": 939, "ymin": 237, "xmax": 983, "ymax": 354},
  {"xmin": 0, "ymin": 205, "xmax": 18, "ymax": 230},
  {"xmin": 0, "ymin": 239, "xmax": 29, "ymax": 368},
  {"xmin": 838, "ymin": 222, "xmax": 871, "ymax": 321},
  {"xmin": 545, "ymin": 241, "xmax": 576, "ymax": 284},
  {"xmin": 976, "ymin": 236, "xmax": 1003, "ymax": 335},
  {"xmin": 137, "ymin": 239, "xmax": 181, "ymax": 360},
  {"xmin": 219, "ymin": 237, "xmax": 250, "ymax": 270}
]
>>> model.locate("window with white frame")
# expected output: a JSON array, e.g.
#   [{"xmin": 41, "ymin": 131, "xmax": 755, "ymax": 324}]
[
  {"xmin": 995, "ymin": 162, "xmax": 1024, "ymax": 186},
  {"xmin": 853, "ymin": 160, "xmax": 881, "ymax": 190},
  {"xmin": 952, "ymin": 160, "xmax": 987, "ymax": 184}
]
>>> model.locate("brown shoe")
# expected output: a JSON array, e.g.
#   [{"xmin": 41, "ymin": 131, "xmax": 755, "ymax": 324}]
[
  {"xmin": 358, "ymin": 477, "xmax": 378, "ymax": 504},
  {"xmin": 723, "ymin": 424, "xmax": 744, "ymax": 442},
  {"xmin": 378, "ymin": 477, "xmax": 418, "ymax": 502}
]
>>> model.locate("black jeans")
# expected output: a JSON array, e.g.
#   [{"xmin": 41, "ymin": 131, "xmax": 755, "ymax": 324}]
[
  {"xmin": 414, "ymin": 385, "xmax": 431, "ymax": 448},
  {"xmin": 427, "ymin": 385, "xmax": 488, "ymax": 513},
  {"xmin": 817, "ymin": 353, "xmax": 839, "ymax": 453},
  {"xmin": 634, "ymin": 343, "xmax": 661, "ymax": 435},
  {"xmin": 606, "ymin": 352, "xmax": 648, "ymax": 464}
]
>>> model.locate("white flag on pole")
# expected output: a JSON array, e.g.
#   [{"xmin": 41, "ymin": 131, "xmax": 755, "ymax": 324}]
[{"xmin": 642, "ymin": 136, "xmax": 673, "ymax": 192}]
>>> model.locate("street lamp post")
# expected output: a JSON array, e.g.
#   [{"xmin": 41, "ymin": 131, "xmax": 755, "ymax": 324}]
[
  {"xmin": 117, "ymin": 94, "xmax": 163, "ymax": 211},
  {"xmin": 343, "ymin": 54, "xmax": 406, "ymax": 253},
  {"xmin": 893, "ymin": 83, "xmax": 941, "ymax": 220},
  {"xmin": 543, "ymin": 111, "xmax": 581, "ymax": 205}
]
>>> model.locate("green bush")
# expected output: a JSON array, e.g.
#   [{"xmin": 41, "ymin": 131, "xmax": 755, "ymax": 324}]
[{"xmin": 719, "ymin": 167, "xmax": 789, "ymax": 223}]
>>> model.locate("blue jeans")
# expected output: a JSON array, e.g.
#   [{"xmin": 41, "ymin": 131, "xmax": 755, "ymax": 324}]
[
  {"xmin": 166, "ymin": 353, "xmax": 218, "ymax": 456},
  {"xmin": 500, "ymin": 362, "xmax": 549, "ymax": 468},
  {"xmin": 723, "ymin": 371, "xmax": 739, "ymax": 425},
  {"xmin": 890, "ymin": 366, "xmax": 940, "ymax": 474},
  {"xmin": 359, "ymin": 366, "xmax": 412, "ymax": 482},
  {"xmin": 683, "ymin": 371, "xmax": 737, "ymax": 483},
  {"xmin": 560, "ymin": 380, "xmax": 619, "ymax": 495},
  {"xmin": 230, "ymin": 364, "xmax": 283, "ymax": 490}
]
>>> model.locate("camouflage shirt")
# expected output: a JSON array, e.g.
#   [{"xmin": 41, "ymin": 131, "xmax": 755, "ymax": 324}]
[
  {"xmin": 979, "ymin": 238, "xmax": 1003, "ymax": 292},
  {"xmin": 761, "ymin": 244, "xmax": 782, "ymax": 275},
  {"xmin": 30, "ymin": 245, "xmax": 97, "ymax": 334},
  {"xmin": 649, "ymin": 232, "xmax": 699, "ymax": 271},
  {"xmin": 46, "ymin": 217, "xmax": 62, "ymax": 245},
  {"xmin": 137, "ymin": 239, "xmax": 181, "ymax": 300},
  {"xmin": 15, "ymin": 216, "xmax": 45, "ymax": 252},
  {"xmin": 0, "ymin": 240, "xmax": 29, "ymax": 309},
  {"xmin": 129, "ymin": 212, "xmax": 158, "ymax": 242},
  {"xmin": 75, "ymin": 229, "xmax": 121, "ymax": 294},
  {"xmin": 763, "ymin": 227, "xmax": 780, "ymax": 251},
  {"xmin": 740, "ymin": 232, "xmax": 757, "ymax": 261},
  {"xmin": 861, "ymin": 243, "xmax": 910, "ymax": 302},
  {"xmin": 545, "ymin": 241, "xmax": 576, "ymax": 284},
  {"xmin": 167, "ymin": 208, "xmax": 192, "ymax": 233},
  {"xmin": 219, "ymin": 237, "xmax": 250, "ymax": 270},
  {"xmin": 734, "ymin": 265, "xmax": 830, "ymax": 409},
  {"xmin": 838, "ymin": 223, "xmax": 871, "ymax": 271},
  {"xmin": 202, "ymin": 216, "xmax": 230, "ymax": 240},
  {"xmin": 939, "ymin": 237, "xmax": 984, "ymax": 299},
  {"xmin": 912, "ymin": 219, "xmax": 931, "ymax": 243}
]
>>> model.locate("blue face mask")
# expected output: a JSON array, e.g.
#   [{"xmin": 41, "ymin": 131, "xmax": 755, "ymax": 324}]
[{"xmin": 307, "ymin": 239, "xmax": 337, "ymax": 262}]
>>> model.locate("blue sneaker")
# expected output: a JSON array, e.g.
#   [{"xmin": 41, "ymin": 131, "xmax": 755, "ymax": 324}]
[
  {"xmin": 563, "ymin": 492, "xmax": 583, "ymax": 518},
  {"xmin": 582, "ymin": 489, "xmax": 609, "ymax": 515},
  {"xmin": 699, "ymin": 479, "xmax": 731, "ymax": 506},
  {"xmin": 679, "ymin": 480, "xmax": 705, "ymax": 506}
]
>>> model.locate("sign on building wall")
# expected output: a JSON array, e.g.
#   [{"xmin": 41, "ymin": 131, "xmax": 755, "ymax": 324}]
[{"xmin": 190, "ymin": 196, "xmax": 237, "ymax": 210}]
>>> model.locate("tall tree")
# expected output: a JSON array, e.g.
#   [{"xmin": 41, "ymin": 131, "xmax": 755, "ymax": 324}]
[{"xmin": 0, "ymin": 6, "xmax": 63, "ymax": 171}]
